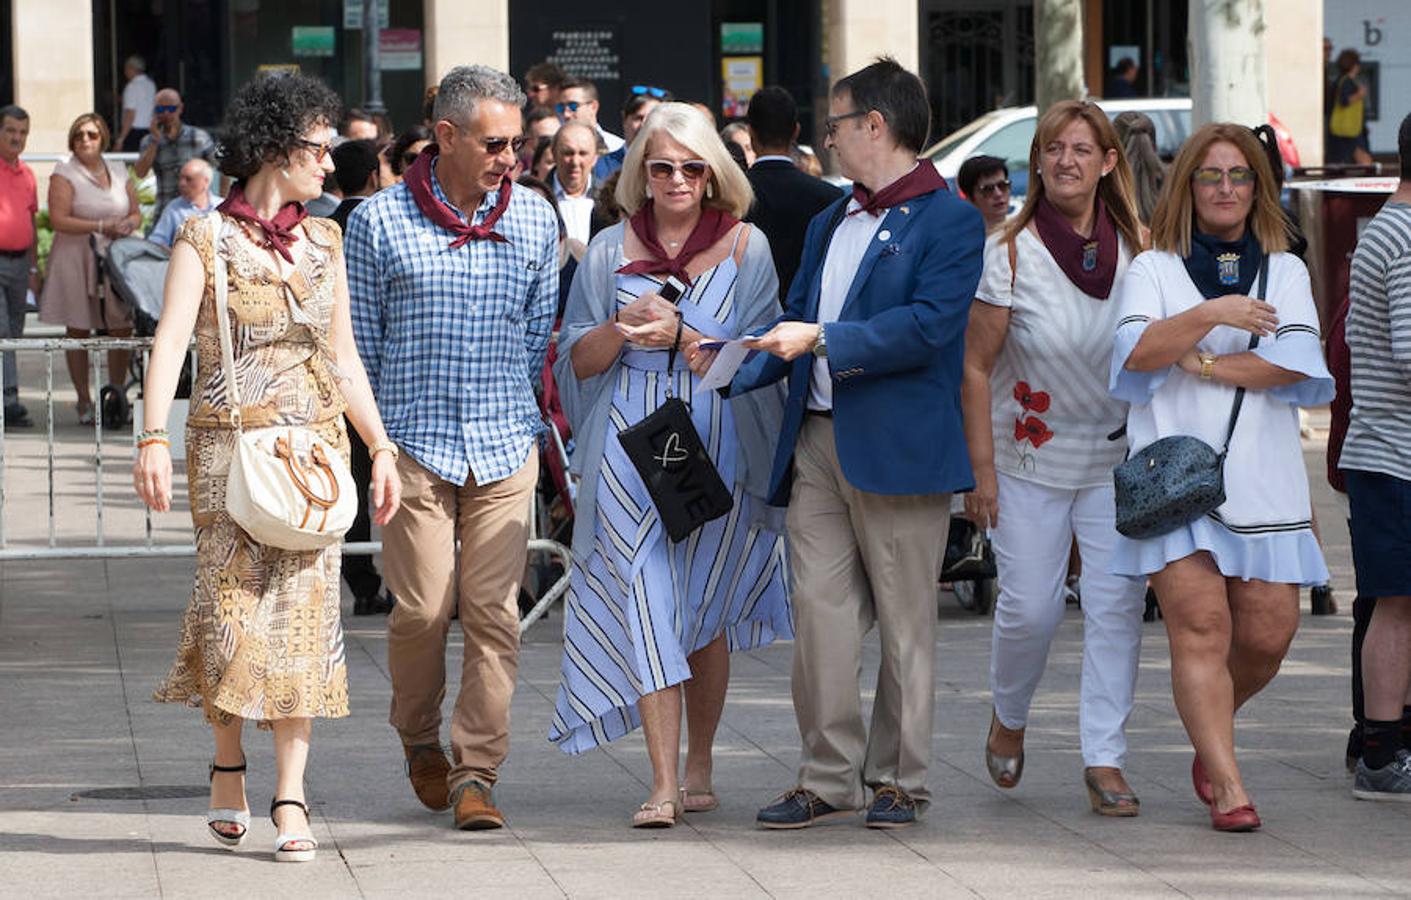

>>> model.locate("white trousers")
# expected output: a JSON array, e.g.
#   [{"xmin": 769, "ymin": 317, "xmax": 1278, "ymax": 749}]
[{"xmin": 989, "ymin": 472, "xmax": 1146, "ymax": 768}]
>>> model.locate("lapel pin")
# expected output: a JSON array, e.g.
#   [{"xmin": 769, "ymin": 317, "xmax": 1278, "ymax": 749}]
[
  {"xmin": 878, "ymin": 229, "xmax": 891, "ymax": 241},
  {"xmin": 900, "ymin": 206, "xmax": 910, "ymax": 215}
]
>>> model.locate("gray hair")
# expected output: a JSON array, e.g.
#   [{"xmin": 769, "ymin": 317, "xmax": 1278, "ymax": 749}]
[
  {"xmin": 181, "ymin": 158, "xmax": 214, "ymax": 182},
  {"xmin": 433, "ymin": 66, "xmax": 525, "ymax": 127},
  {"xmin": 125, "ymin": 55, "xmax": 146, "ymax": 73}
]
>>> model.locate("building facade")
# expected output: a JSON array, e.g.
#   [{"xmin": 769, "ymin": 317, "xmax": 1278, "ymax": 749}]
[{"xmin": 0, "ymin": 0, "xmax": 1343, "ymax": 166}]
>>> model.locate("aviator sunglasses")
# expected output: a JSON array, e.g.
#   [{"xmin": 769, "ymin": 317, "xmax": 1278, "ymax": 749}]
[{"xmin": 646, "ymin": 159, "xmax": 709, "ymax": 181}]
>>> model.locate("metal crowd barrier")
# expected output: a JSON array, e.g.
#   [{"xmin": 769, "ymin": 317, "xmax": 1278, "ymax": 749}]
[{"xmin": 0, "ymin": 336, "xmax": 572, "ymax": 634}]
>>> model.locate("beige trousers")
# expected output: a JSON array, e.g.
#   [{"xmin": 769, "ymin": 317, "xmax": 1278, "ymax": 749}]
[
  {"xmin": 383, "ymin": 448, "xmax": 538, "ymax": 789},
  {"xmin": 787, "ymin": 415, "xmax": 951, "ymax": 810}
]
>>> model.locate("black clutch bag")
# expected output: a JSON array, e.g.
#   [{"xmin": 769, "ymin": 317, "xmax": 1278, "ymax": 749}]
[{"xmin": 615, "ymin": 288, "xmax": 733, "ymax": 542}]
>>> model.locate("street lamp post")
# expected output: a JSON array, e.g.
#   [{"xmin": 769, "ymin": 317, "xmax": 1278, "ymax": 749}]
[{"xmin": 363, "ymin": 0, "xmax": 385, "ymax": 116}]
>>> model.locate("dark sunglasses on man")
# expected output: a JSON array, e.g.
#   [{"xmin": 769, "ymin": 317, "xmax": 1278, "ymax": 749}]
[
  {"xmin": 976, "ymin": 180, "xmax": 1012, "ymax": 196},
  {"xmin": 482, "ymin": 135, "xmax": 528, "ymax": 156},
  {"xmin": 555, "ymin": 101, "xmax": 583, "ymax": 115},
  {"xmin": 154, "ymin": 104, "xmax": 179, "ymax": 114}
]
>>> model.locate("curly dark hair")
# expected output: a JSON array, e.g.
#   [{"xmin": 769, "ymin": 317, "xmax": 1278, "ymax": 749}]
[{"xmin": 217, "ymin": 73, "xmax": 342, "ymax": 180}]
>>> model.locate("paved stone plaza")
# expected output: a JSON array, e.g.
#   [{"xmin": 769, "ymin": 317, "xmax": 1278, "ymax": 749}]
[{"xmin": 2, "ymin": 383, "xmax": 1410, "ymax": 897}]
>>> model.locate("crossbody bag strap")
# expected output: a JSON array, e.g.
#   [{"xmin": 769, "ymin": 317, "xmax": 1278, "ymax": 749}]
[
  {"xmin": 1218, "ymin": 256, "xmax": 1269, "ymax": 456},
  {"xmin": 208, "ymin": 213, "xmax": 243, "ymax": 431}
]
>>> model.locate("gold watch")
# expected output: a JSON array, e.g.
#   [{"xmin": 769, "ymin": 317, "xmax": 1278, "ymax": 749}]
[
  {"xmin": 369, "ymin": 440, "xmax": 400, "ymax": 461},
  {"xmin": 1198, "ymin": 353, "xmax": 1217, "ymax": 381}
]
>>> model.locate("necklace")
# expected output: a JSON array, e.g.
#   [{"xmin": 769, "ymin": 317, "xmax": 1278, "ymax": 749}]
[{"xmin": 237, "ymin": 220, "xmax": 276, "ymax": 252}]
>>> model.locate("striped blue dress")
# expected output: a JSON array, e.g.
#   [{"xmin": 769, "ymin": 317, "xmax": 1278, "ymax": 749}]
[{"xmin": 549, "ymin": 251, "xmax": 793, "ymax": 755}]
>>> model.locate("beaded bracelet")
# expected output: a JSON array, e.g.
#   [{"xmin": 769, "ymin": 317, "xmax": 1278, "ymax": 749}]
[
  {"xmin": 136, "ymin": 437, "xmax": 171, "ymax": 450},
  {"xmin": 136, "ymin": 428, "xmax": 169, "ymax": 443}
]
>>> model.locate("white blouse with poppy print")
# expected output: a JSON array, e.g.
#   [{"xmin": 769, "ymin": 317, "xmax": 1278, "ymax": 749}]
[{"xmin": 975, "ymin": 226, "xmax": 1134, "ymax": 489}]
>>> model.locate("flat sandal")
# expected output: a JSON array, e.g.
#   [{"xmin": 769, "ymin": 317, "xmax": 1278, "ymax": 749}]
[{"xmin": 631, "ymin": 798, "xmax": 678, "ymax": 829}]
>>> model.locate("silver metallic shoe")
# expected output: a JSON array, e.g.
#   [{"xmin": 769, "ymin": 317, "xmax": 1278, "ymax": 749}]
[
  {"xmin": 1084, "ymin": 767, "xmax": 1140, "ymax": 817},
  {"xmin": 985, "ymin": 710, "xmax": 1024, "ymax": 789}
]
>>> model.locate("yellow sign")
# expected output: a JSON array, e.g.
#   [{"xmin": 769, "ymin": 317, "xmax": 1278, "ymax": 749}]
[{"xmin": 721, "ymin": 56, "xmax": 762, "ymax": 119}]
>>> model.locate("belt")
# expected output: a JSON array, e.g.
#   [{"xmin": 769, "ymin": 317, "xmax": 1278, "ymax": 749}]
[
  {"xmin": 0, "ymin": 248, "xmax": 29, "ymax": 259},
  {"xmin": 805, "ymin": 408, "xmax": 833, "ymax": 418}
]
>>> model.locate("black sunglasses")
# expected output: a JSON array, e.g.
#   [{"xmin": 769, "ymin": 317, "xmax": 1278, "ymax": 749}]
[
  {"xmin": 977, "ymin": 180, "xmax": 1012, "ymax": 196},
  {"xmin": 481, "ymin": 135, "xmax": 528, "ymax": 156}
]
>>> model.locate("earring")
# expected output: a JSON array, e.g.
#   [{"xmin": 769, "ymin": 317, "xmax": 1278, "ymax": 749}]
[{"xmin": 280, "ymin": 168, "xmax": 290, "ymax": 180}]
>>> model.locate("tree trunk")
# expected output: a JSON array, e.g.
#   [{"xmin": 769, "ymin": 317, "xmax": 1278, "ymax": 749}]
[
  {"xmin": 1189, "ymin": 0, "xmax": 1267, "ymax": 128},
  {"xmin": 1035, "ymin": 0, "xmax": 1086, "ymax": 114}
]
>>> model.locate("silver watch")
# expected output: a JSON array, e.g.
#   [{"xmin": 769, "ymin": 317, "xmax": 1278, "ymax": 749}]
[{"xmin": 811, "ymin": 327, "xmax": 827, "ymax": 358}]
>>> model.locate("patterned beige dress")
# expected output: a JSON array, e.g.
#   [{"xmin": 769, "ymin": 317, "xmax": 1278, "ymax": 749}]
[{"xmin": 154, "ymin": 214, "xmax": 351, "ymax": 728}]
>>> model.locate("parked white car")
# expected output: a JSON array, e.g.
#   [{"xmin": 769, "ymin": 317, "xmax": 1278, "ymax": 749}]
[{"xmin": 923, "ymin": 98, "xmax": 1195, "ymax": 203}]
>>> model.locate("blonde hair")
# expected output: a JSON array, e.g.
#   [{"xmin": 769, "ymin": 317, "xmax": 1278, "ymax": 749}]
[
  {"xmin": 67, "ymin": 112, "xmax": 111, "ymax": 153},
  {"xmin": 1149, "ymin": 122, "xmax": 1290, "ymax": 256},
  {"xmin": 1002, "ymin": 100, "xmax": 1143, "ymax": 254},
  {"xmin": 615, "ymin": 102, "xmax": 754, "ymax": 219}
]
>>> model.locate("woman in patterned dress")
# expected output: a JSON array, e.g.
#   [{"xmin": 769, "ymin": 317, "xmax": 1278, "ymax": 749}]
[
  {"xmin": 133, "ymin": 75, "xmax": 400, "ymax": 861},
  {"xmin": 552, "ymin": 103, "xmax": 791, "ymax": 827}
]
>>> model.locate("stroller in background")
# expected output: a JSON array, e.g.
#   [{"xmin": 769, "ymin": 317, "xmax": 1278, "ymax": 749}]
[{"xmin": 94, "ymin": 236, "xmax": 186, "ymax": 420}]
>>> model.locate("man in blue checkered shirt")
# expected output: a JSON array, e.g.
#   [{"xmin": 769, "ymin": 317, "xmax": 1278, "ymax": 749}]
[{"xmin": 346, "ymin": 65, "xmax": 558, "ymax": 832}]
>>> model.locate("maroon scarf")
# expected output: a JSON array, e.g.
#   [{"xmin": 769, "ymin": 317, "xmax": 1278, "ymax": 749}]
[
  {"xmin": 217, "ymin": 182, "xmax": 308, "ymax": 263},
  {"xmin": 404, "ymin": 144, "xmax": 512, "ymax": 248},
  {"xmin": 615, "ymin": 200, "xmax": 739, "ymax": 285},
  {"xmin": 1032, "ymin": 194, "xmax": 1119, "ymax": 299},
  {"xmin": 849, "ymin": 162, "xmax": 949, "ymax": 217}
]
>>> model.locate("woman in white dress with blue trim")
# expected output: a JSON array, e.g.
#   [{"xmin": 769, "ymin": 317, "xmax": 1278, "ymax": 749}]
[
  {"xmin": 551, "ymin": 103, "xmax": 791, "ymax": 828},
  {"xmin": 1110, "ymin": 123, "xmax": 1333, "ymax": 832}
]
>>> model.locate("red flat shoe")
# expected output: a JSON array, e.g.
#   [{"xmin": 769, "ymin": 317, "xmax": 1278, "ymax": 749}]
[
  {"xmin": 1191, "ymin": 756, "xmax": 1214, "ymax": 807},
  {"xmin": 1210, "ymin": 802, "xmax": 1261, "ymax": 832}
]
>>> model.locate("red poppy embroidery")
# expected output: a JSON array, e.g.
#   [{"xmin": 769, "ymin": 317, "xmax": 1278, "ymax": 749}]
[
  {"xmin": 1013, "ymin": 381, "xmax": 1051, "ymax": 413},
  {"xmin": 1014, "ymin": 416, "xmax": 1055, "ymax": 448}
]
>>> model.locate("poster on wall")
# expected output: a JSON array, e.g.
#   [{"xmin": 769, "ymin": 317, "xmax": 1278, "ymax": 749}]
[
  {"xmin": 721, "ymin": 56, "xmax": 763, "ymax": 119},
  {"xmin": 380, "ymin": 29, "xmax": 423, "ymax": 71}
]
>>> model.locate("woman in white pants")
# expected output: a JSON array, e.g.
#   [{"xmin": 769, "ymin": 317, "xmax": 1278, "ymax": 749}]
[{"xmin": 962, "ymin": 100, "xmax": 1149, "ymax": 815}]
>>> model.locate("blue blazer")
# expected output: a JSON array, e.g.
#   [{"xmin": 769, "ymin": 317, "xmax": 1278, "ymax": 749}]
[{"xmin": 730, "ymin": 186, "xmax": 985, "ymax": 506}]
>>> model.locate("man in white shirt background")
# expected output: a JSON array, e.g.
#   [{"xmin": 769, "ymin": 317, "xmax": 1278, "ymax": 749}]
[
  {"xmin": 116, "ymin": 55, "xmax": 156, "ymax": 153},
  {"xmin": 549, "ymin": 122, "xmax": 598, "ymax": 246}
]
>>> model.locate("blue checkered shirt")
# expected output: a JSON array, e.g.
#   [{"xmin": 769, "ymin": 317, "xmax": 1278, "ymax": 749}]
[{"xmin": 345, "ymin": 165, "xmax": 559, "ymax": 486}]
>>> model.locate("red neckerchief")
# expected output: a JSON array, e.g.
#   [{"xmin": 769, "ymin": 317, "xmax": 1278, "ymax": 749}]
[
  {"xmin": 403, "ymin": 144, "xmax": 512, "ymax": 248},
  {"xmin": 615, "ymin": 200, "xmax": 739, "ymax": 285},
  {"xmin": 216, "ymin": 182, "xmax": 308, "ymax": 263},
  {"xmin": 849, "ymin": 162, "xmax": 949, "ymax": 217},
  {"xmin": 1032, "ymin": 194, "xmax": 1118, "ymax": 299}
]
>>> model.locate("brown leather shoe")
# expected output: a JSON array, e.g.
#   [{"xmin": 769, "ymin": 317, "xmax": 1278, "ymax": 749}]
[
  {"xmin": 452, "ymin": 781, "xmax": 505, "ymax": 830},
  {"xmin": 403, "ymin": 744, "xmax": 452, "ymax": 811}
]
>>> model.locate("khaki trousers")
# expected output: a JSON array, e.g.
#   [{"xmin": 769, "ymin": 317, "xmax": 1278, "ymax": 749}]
[
  {"xmin": 787, "ymin": 415, "xmax": 951, "ymax": 810},
  {"xmin": 384, "ymin": 448, "xmax": 538, "ymax": 789}
]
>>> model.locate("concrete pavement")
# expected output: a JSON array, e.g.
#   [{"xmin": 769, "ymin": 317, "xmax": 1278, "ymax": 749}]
[{"xmin": 1, "ymin": 351, "xmax": 1409, "ymax": 898}]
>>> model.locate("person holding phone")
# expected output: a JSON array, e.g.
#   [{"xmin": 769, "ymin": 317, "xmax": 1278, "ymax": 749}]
[
  {"xmin": 134, "ymin": 88, "xmax": 218, "ymax": 219},
  {"xmin": 551, "ymin": 101, "xmax": 791, "ymax": 828}
]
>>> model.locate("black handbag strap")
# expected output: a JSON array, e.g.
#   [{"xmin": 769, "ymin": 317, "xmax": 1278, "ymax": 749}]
[{"xmin": 1217, "ymin": 257, "xmax": 1269, "ymax": 457}]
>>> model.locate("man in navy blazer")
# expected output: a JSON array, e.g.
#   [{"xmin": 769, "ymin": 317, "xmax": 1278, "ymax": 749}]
[{"xmin": 710, "ymin": 57, "xmax": 984, "ymax": 829}]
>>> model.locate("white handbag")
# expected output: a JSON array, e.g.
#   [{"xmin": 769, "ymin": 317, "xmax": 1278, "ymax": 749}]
[{"xmin": 209, "ymin": 213, "xmax": 356, "ymax": 551}]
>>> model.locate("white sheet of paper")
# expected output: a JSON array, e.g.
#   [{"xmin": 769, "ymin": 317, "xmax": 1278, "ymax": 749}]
[{"xmin": 694, "ymin": 339, "xmax": 751, "ymax": 394}]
